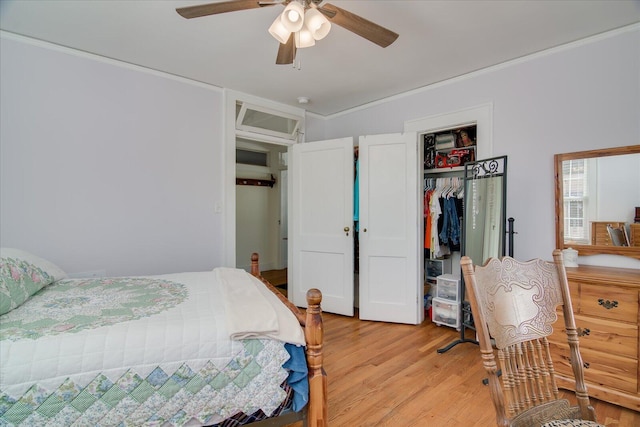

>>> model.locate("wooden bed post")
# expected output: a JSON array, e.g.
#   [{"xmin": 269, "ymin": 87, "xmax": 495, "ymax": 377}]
[
  {"xmin": 250, "ymin": 253, "xmax": 327, "ymax": 426},
  {"xmin": 250, "ymin": 252, "xmax": 261, "ymax": 277},
  {"xmin": 305, "ymin": 288, "xmax": 327, "ymax": 427}
]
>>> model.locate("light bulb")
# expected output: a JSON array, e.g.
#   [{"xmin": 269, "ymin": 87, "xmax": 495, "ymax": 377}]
[
  {"xmin": 295, "ymin": 21, "xmax": 315, "ymax": 48},
  {"xmin": 287, "ymin": 9, "xmax": 301, "ymax": 23},
  {"xmin": 280, "ymin": 2, "xmax": 304, "ymax": 33}
]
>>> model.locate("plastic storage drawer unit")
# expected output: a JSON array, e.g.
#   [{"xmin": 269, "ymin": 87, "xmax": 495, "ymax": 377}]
[
  {"xmin": 432, "ymin": 297, "xmax": 461, "ymax": 329},
  {"xmin": 435, "ymin": 274, "xmax": 461, "ymax": 302},
  {"xmin": 425, "ymin": 258, "xmax": 452, "ymax": 284}
]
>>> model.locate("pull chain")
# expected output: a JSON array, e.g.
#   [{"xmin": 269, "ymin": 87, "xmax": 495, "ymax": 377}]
[{"xmin": 292, "ymin": 49, "xmax": 301, "ymax": 70}]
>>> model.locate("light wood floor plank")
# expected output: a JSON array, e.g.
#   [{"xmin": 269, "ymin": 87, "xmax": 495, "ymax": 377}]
[{"xmin": 287, "ymin": 311, "xmax": 640, "ymax": 426}]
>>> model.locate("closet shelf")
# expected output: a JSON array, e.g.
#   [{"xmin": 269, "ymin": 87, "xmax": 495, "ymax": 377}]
[{"xmin": 425, "ymin": 166, "xmax": 465, "ymax": 174}]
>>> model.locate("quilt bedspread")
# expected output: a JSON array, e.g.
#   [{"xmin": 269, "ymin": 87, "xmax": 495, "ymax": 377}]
[{"xmin": 0, "ymin": 271, "xmax": 299, "ymax": 426}]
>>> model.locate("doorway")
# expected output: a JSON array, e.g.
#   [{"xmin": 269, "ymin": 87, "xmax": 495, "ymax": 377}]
[
  {"xmin": 235, "ymin": 139, "xmax": 289, "ymax": 274},
  {"xmin": 224, "ymin": 93, "xmax": 304, "ymax": 272}
]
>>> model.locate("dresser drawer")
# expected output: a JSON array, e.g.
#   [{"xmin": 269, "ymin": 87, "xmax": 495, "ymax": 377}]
[
  {"xmin": 576, "ymin": 283, "xmax": 638, "ymax": 323},
  {"xmin": 563, "ymin": 265, "xmax": 640, "ymax": 411},
  {"xmin": 549, "ymin": 341, "xmax": 637, "ymax": 393},
  {"xmin": 550, "ymin": 312, "xmax": 638, "ymax": 359}
]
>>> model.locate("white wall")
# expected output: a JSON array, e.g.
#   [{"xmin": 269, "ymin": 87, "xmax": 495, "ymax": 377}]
[
  {"xmin": 314, "ymin": 25, "xmax": 640, "ymax": 269},
  {"xmin": 236, "ymin": 185, "xmax": 271, "ymax": 268},
  {"xmin": 2, "ymin": 25, "xmax": 639, "ymax": 276},
  {"xmin": 304, "ymin": 113, "xmax": 327, "ymax": 143},
  {"xmin": 1, "ymin": 35, "xmax": 226, "ymax": 276}
]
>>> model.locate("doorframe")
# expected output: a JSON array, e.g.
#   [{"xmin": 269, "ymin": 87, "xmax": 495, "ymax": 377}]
[
  {"xmin": 403, "ymin": 102, "xmax": 494, "ymax": 276},
  {"xmin": 224, "ymin": 90, "xmax": 305, "ymax": 268},
  {"xmin": 403, "ymin": 103, "xmax": 494, "ymax": 321},
  {"xmin": 235, "ymin": 138, "xmax": 288, "ymax": 271},
  {"xmin": 278, "ymin": 169, "xmax": 288, "ymax": 269}
]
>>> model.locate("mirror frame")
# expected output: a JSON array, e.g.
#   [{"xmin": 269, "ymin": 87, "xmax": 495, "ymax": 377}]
[{"xmin": 554, "ymin": 144, "xmax": 640, "ymax": 260}]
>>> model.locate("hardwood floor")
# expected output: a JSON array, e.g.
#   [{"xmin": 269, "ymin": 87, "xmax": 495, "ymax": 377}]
[
  {"xmin": 261, "ymin": 269, "xmax": 287, "ymax": 287},
  {"xmin": 293, "ymin": 312, "xmax": 640, "ymax": 426}
]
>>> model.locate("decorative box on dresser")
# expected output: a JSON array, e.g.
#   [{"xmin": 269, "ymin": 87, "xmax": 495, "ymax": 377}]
[{"xmin": 548, "ymin": 265, "xmax": 640, "ymax": 411}]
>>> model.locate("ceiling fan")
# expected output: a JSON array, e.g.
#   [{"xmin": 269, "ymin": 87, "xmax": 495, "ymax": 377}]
[{"xmin": 176, "ymin": 0, "xmax": 399, "ymax": 65}]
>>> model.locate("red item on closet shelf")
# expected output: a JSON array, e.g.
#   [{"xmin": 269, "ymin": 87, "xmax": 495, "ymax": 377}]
[{"xmin": 435, "ymin": 148, "xmax": 474, "ymax": 168}]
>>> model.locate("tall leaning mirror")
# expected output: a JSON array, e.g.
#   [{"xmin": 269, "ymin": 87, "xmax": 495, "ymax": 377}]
[
  {"xmin": 555, "ymin": 144, "xmax": 640, "ymax": 260},
  {"xmin": 464, "ymin": 156, "xmax": 508, "ymax": 266}
]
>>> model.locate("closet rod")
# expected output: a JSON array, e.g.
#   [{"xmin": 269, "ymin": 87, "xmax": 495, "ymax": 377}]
[{"xmin": 236, "ymin": 174, "xmax": 276, "ymax": 188}]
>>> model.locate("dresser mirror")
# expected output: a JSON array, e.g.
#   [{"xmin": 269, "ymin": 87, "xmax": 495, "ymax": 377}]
[{"xmin": 555, "ymin": 145, "xmax": 640, "ymax": 260}]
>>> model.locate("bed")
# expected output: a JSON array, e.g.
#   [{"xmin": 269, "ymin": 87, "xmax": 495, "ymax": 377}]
[{"xmin": 0, "ymin": 249, "xmax": 326, "ymax": 426}]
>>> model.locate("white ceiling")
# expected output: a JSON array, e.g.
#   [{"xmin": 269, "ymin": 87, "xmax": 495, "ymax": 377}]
[{"xmin": 1, "ymin": 0, "xmax": 639, "ymax": 116}]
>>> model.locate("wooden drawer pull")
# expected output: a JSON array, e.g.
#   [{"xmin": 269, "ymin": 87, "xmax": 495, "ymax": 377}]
[
  {"xmin": 577, "ymin": 327, "xmax": 590, "ymax": 337},
  {"xmin": 598, "ymin": 299, "xmax": 618, "ymax": 309}
]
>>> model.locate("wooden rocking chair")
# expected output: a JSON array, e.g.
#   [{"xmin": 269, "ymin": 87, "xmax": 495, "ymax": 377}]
[{"xmin": 460, "ymin": 250, "xmax": 602, "ymax": 427}]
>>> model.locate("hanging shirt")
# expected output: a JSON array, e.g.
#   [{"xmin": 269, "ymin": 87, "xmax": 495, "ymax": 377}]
[
  {"xmin": 439, "ymin": 196, "xmax": 461, "ymax": 246},
  {"xmin": 354, "ymin": 158, "xmax": 359, "ymax": 231},
  {"xmin": 429, "ymin": 191, "xmax": 442, "ymax": 257},
  {"xmin": 424, "ymin": 189, "xmax": 433, "ymax": 249}
]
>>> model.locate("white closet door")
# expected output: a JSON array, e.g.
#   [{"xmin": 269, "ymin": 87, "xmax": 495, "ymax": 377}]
[
  {"xmin": 289, "ymin": 138, "xmax": 354, "ymax": 316},
  {"xmin": 358, "ymin": 132, "xmax": 422, "ymax": 324}
]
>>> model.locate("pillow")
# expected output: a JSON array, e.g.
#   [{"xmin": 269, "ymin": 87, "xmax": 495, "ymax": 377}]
[{"xmin": 0, "ymin": 248, "xmax": 68, "ymax": 315}]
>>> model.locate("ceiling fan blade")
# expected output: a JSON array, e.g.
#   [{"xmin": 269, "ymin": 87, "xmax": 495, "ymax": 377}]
[
  {"xmin": 276, "ymin": 37, "xmax": 296, "ymax": 65},
  {"xmin": 319, "ymin": 3, "xmax": 398, "ymax": 48},
  {"xmin": 176, "ymin": 0, "xmax": 274, "ymax": 19}
]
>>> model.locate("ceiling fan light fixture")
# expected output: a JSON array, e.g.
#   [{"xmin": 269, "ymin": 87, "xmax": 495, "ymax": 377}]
[
  {"xmin": 175, "ymin": 1, "xmax": 399, "ymax": 65},
  {"xmin": 305, "ymin": 8, "xmax": 331, "ymax": 40},
  {"xmin": 280, "ymin": 2, "xmax": 304, "ymax": 32},
  {"xmin": 295, "ymin": 21, "xmax": 316, "ymax": 48},
  {"xmin": 269, "ymin": 16, "xmax": 291, "ymax": 44}
]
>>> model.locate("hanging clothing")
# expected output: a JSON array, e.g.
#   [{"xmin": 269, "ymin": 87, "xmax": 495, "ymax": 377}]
[
  {"xmin": 439, "ymin": 196, "xmax": 461, "ymax": 247},
  {"xmin": 452, "ymin": 197, "xmax": 463, "ymax": 252},
  {"xmin": 429, "ymin": 190, "xmax": 442, "ymax": 257},
  {"xmin": 354, "ymin": 158, "xmax": 359, "ymax": 232},
  {"xmin": 424, "ymin": 189, "xmax": 433, "ymax": 249}
]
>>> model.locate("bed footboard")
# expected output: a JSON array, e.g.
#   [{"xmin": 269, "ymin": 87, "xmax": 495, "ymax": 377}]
[
  {"xmin": 250, "ymin": 254, "xmax": 327, "ymax": 427},
  {"xmin": 304, "ymin": 288, "xmax": 327, "ymax": 427}
]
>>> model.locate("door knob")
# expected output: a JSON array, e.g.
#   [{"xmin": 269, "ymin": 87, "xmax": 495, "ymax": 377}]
[{"xmin": 344, "ymin": 226, "xmax": 350, "ymax": 236}]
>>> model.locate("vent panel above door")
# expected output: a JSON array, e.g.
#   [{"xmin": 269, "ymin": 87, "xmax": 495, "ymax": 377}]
[{"xmin": 236, "ymin": 102, "xmax": 302, "ymax": 141}]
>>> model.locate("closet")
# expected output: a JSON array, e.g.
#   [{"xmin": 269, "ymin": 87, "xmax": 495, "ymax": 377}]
[
  {"xmin": 423, "ymin": 126, "xmax": 475, "ymax": 329},
  {"xmin": 407, "ymin": 104, "xmax": 503, "ymax": 332},
  {"xmin": 288, "ymin": 105, "xmax": 500, "ymax": 325},
  {"xmin": 423, "ymin": 126, "xmax": 476, "ymax": 277}
]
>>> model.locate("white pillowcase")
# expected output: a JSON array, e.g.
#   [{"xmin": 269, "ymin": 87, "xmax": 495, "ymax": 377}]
[{"xmin": 0, "ymin": 248, "xmax": 68, "ymax": 282}]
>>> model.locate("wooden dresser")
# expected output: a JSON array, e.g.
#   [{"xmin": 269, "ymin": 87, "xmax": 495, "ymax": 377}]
[
  {"xmin": 548, "ymin": 265, "xmax": 640, "ymax": 411},
  {"xmin": 630, "ymin": 223, "xmax": 640, "ymax": 247}
]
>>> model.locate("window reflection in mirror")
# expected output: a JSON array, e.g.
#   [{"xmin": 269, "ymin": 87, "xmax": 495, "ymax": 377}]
[{"xmin": 555, "ymin": 145, "xmax": 640, "ymax": 260}]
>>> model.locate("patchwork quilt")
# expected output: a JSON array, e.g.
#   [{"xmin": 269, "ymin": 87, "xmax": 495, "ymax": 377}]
[{"xmin": 0, "ymin": 256, "xmax": 307, "ymax": 427}]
